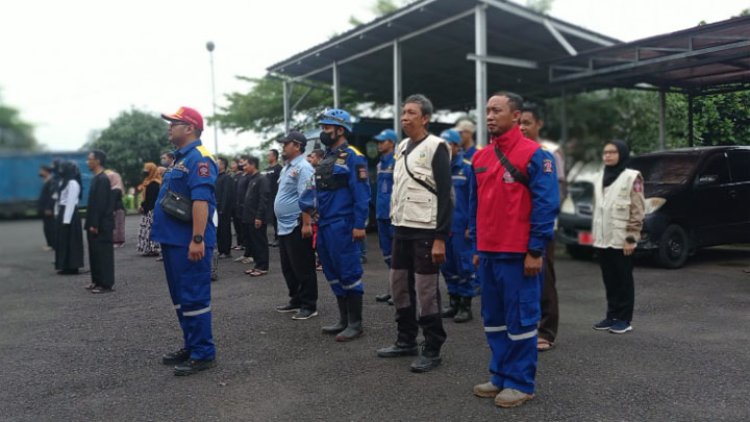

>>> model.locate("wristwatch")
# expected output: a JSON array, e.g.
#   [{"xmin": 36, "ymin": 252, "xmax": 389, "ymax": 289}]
[
  {"xmin": 527, "ymin": 249, "xmax": 543, "ymax": 258},
  {"xmin": 192, "ymin": 234, "xmax": 204, "ymax": 244}
]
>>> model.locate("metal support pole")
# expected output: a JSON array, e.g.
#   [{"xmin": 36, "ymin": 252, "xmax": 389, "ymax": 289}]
[
  {"xmin": 282, "ymin": 80, "xmax": 290, "ymax": 134},
  {"xmin": 475, "ymin": 5, "xmax": 488, "ymax": 147},
  {"xmin": 332, "ymin": 61, "xmax": 340, "ymax": 108},
  {"xmin": 658, "ymin": 90, "xmax": 666, "ymax": 151},
  {"xmin": 206, "ymin": 42, "xmax": 219, "ymax": 153},
  {"xmin": 393, "ymin": 41, "xmax": 402, "ymax": 139},
  {"xmin": 687, "ymin": 93, "xmax": 694, "ymax": 147}
]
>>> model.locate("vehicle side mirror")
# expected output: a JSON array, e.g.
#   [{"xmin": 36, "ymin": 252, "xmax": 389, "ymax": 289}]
[{"xmin": 697, "ymin": 174, "xmax": 718, "ymax": 186}]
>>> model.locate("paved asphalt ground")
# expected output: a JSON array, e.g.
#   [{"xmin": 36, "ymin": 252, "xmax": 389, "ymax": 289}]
[{"xmin": 1, "ymin": 215, "xmax": 749, "ymax": 421}]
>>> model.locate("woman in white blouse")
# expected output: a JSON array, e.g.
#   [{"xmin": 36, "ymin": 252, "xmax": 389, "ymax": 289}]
[{"xmin": 54, "ymin": 161, "xmax": 84, "ymax": 275}]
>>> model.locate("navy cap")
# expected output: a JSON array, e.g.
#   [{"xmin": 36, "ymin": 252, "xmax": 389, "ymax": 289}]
[{"xmin": 278, "ymin": 131, "xmax": 308, "ymax": 148}]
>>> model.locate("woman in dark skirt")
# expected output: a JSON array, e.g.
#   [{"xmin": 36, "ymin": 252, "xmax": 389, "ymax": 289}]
[
  {"xmin": 54, "ymin": 161, "xmax": 84, "ymax": 275},
  {"xmin": 136, "ymin": 162, "xmax": 162, "ymax": 256}
]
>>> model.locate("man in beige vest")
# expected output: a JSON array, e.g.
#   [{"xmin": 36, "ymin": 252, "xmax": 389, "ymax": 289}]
[{"xmin": 376, "ymin": 94, "xmax": 453, "ymax": 373}]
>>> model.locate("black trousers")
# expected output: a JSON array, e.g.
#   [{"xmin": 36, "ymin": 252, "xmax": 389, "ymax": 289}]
[
  {"xmin": 597, "ymin": 247, "xmax": 635, "ymax": 322},
  {"xmin": 539, "ymin": 240, "xmax": 559, "ymax": 342},
  {"xmin": 278, "ymin": 224, "xmax": 318, "ymax": 311},
  {"xmin": 43, "ymin": 215, "xmax": 56, "ymax": 248},
  {"xmin": 87, "ymin": 231, "xmax": 114, "ymax": 289},
  {"xmin": 390, "ymin": 237, "xmax": 446, "ymax": 352},
  {"xmin": 243, "ymin": 221, "xmax": 255, "ymax": 258},
  {"xmin": 247, "ymin": 221, "xmax": 269, "ymax": 270},
  {"xmin": 217, "ymin": 212, "xmax": 232, "ymax": 255},
  {"xmin": 233, "ymin": 209, "xmax": 244, "ymax": 247}
]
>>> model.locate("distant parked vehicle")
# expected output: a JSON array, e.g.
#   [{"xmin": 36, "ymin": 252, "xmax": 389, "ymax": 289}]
[
  {"xmin": 557, "ymin": 146, "xmax": 750, "ymax": 268},
  {"xmin": 0, "ymin": 151, "xmax": 91, "ymax": 218}
]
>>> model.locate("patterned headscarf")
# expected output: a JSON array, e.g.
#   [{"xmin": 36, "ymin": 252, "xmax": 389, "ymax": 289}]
[{"xmin": 105, "ymin": 170, "xmax": 125, "ymax": 192}]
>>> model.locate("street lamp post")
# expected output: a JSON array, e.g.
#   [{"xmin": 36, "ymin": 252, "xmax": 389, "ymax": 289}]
[{"xmin": 206, "ymin": 41, "xmax": 218, "ymax": 154}]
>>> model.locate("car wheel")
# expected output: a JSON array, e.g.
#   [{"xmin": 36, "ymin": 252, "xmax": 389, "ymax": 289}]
[
  {"xmin": 656, "ymin": 224, "xmax": 689, "ymax": 269},
  {"xmin": 566, "ymin": 244, "xmax": 594, "ymax": 260}
]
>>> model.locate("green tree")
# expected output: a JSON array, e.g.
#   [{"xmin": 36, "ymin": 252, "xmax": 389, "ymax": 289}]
[
  {"xmin": 526, "ymin": 0, "xmax": 553, "ymax": 14},
  {"xmin": 87, "ymin": 109, "xmax": 169, "ymax": 189},
  {"xmin": 0, "ymin": 93, "xmax": 36, "ymax": 151}
]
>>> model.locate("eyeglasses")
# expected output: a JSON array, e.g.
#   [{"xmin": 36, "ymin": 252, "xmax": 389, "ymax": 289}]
[
  {"xmin": 168, "ymin": 121, "xmax": 189, "ymax": 128},
  {"xmin": 602, "ymin": 150, "xmax": 619, "ymax": 155}
]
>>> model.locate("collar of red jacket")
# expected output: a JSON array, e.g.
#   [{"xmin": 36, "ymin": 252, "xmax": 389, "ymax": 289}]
[{"xmin": 490, "ymin": 124, "xmax": 523, "ymax": 152}]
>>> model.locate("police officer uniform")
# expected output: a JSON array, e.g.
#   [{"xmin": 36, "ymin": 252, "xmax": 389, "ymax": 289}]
[
  {"xmin": 373, "ymin": 129, "xmax": 397, "ymax": 304},
  {"xmin": 152, "ymin": 107, "xmax": 218, "ymax": 374},
  {"xmin": 438, "ymin": 129, "xmax": 476, "ymax": 323},
  {"xmin": 315, "ymin": 109, "xmax": 371, "ymax": 342}
]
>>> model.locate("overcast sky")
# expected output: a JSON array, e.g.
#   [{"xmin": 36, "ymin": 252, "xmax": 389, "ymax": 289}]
[{"xmin": 1, "ymin": 0, "xmax": 747, "ymax": 153}]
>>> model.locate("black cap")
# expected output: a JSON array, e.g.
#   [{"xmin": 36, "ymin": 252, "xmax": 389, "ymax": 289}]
[{"xmin": 278, "ymin": 131, "xmax": 307, "ymax": 148}]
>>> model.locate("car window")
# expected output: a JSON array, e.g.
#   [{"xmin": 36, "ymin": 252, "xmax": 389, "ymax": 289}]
[
  {"xmin": 728, "ymin": 150, "xmax": 750, "ymax": 183},
  {"xmin": 696, "ymin": 153, "xmax": 730, "ymax": 186},
  {"xmin": 630, "ymin": 155, "xmax": 695, "ymax": 184}
]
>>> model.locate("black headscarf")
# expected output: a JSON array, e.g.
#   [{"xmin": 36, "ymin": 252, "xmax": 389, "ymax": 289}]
[
  {"xmin": 602, "ymin": 140, "xmax": 630, "ymax": 188},
  {"xmin": 58, "ymin": 161, "xmax": 83, "ymax": 199}
]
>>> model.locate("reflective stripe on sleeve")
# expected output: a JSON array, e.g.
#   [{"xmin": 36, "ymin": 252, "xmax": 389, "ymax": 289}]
[
  {"xmin": 342, "ymin": 280, "xmax": 363, "ymax": 290},
  {"xmin": 183, "ymin": 306, "xmax": 211, "ymax": 317}
]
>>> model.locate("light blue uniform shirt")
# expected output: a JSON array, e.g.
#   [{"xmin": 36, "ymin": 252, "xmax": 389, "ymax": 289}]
[{"xmin": 273, "ymin": 154, "xmax": 316, "ymax": 236}]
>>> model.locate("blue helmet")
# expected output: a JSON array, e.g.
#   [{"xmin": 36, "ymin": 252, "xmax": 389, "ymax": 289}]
[
  {"xmin": 317, "ymin": 108, "xmax": 353, "ymax": 132},
  {"xmin": 440, "ymin": 129, "xmax": 461, "ymax": 144},
  {"xmin": 374, "ymin": 129, "xmax": 398, "ymax": 142}
]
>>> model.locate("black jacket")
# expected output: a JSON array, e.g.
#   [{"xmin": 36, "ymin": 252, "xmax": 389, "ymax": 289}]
[
  {"xmin": 242, "ymin": 172, "xmax": 270, "ymax": 224},
  {"xmin": 37, "ymin": 178, "xmax": 56, "ymax": 216},
  {"xmin": 216, "ymin": 171, "xmax": 236, "ymax": 215},
  {"xmin": 235, "ymin": 173, "xmax": 251, "ymax": 213},
  {"xmin": 141, "ymin": 181, "xmax": 161, "ymax": 213},
  {"xmin": 85, "ymin": 172, "xmax": 115, "ymax": 231}
]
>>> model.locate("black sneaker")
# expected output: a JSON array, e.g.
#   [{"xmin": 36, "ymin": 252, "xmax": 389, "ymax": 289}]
[
  {"xmin": 174, "ymin": 359, "xmax": 216, "ymax": 376},
  {"xmin": 377, "ymin": 343, "xmax": 419, "ymax": 358},
  {"xmin": 292, "ymin": 309, "xmax": 319, "ymax": 320},
  {"xmin": 375, "ymin": 293, "xmax": 392, "ymax": 303},
  {"xmin": 593, "ymin": 318, "xmax": 615, "ymax": 331},
  {"xmin": 410, "ymin": 348, "xmax": 442, "ymax": 373},
  {"xmin": 162, "ymin": 348, "xmax": 190, "ymax": 365},
  {"xmin": 276, "ymin": 304, "xmax": 301, "ymax": 313}
]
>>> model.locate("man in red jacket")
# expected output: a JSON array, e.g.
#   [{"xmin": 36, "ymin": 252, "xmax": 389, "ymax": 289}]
[{"xmin": 469, "ymin": 92, "xmax": 559, "ymax": 408}]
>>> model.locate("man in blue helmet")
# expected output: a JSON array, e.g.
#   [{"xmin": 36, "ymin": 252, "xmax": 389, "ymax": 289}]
[
  {"xmin": 373, "ymin": 128, "xmax": 397, "ymax": 306},
  {"xmin": 316, "ymin": 108, "xmax": 371, "ymax": 342},
  {"xmin": 439, "ymin": 129, "xmax": 477, "ymax": 323},
  {"xmin": 151, "ymin": 106, "xmax": 218, "ymax": 376}
]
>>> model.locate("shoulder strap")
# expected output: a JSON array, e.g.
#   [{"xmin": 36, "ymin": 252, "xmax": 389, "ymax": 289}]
[
  {"xmin": 402, "ymin": 143, "xmax": 438, "ymax": 196},
  {"xmin": 494, "ymin": 146, "xmax": 529, "ymax": 188}
]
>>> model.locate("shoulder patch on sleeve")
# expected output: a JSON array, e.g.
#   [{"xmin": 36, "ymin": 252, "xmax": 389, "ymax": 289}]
[
  {"xmin": 543, "ymin": 159, "xmax": 553, "ymax": 174},
  {"xmin": 633, "ymin": 177, "xmax": 643, "ymax": 193},
  {"xmin": 197, "ymin": 162, "xmax": 210, "ymax": 178},
  {"xmin": 356, "ymin": 164, "xmax": 368, "ymax": 181}
]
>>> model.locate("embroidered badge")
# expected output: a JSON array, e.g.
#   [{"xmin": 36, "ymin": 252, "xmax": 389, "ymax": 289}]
[
  {"xmin": 633, "ymin": 178, "xmax": 643, "ymax": 193},
  {"xmin": 503, "ymin": 170, "xmax": 515, "ymax": 183},
  {"xmin": 198, "ymin": 162, "xmax": 210, "ymax": 177},
  {"xmin": 543, "ymin": 159, "xmax": 553, "ymax": 174}
]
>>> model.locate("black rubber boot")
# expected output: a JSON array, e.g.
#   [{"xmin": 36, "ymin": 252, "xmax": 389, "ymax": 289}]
[
  {"xmin": 441, "ymin": 295, "xmax": 459, "ymax": 318},
  {"xmin": 454, "ymin": 296, "xmax": 473, "ymax": 323},
  {"xmin": 322, "ymin": 296, "xmax": 347, "ymax": 334},
  {"xmin": 336, "ymin": 294, "xmax": 364, "ymax": 342}
]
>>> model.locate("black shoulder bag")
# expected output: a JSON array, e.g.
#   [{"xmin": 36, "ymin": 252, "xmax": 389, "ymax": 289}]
[
  {"xmin": 494, "ymin": 146, "xmax": 529, "ymax": 188},
  {"xmin": 402, "ymin": 142, "xmax": 438, "ymax": 196},
  {"xmin": 159, "ymin": 169, "xmax": 192, "ymax": 222}
]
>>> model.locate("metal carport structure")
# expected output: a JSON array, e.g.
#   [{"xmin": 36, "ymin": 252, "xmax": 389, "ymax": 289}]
[
  {"xmin": 548, "ymin": 15, "xmax": 750, "ymax": 148},
  {"xmin": 267, "ymin": 0, "xmax": 618, "ymax": 146}
]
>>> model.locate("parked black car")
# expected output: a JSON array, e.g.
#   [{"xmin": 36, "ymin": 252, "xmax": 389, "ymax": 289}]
[{"xmin": 557, "ymin": 146, "xmax": 750, "ymax": 268}]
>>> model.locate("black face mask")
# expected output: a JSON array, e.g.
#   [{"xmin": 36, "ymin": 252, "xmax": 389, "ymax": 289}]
[
  {"xmin": 319, "ymin": 130, "xmax": 337, "ymax": 147},
  {"xmin": 238, "ymin": 164, "xmax": 245, "ymax": 171}
]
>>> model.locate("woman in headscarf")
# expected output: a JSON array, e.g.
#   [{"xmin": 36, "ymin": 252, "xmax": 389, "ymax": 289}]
[
  {"xmin": 591, "ymin": 140, "xmax": 646, "ymax": 335},
  {"xmin": 106, "ymin": 170, "xmax": 126, "ymax": 247},
  {"xmin": 136, "ymin": 162, "xmax": 162, "ymax": 256},
  {"xmin": 54, "ymin": 161, "xmax": 84, "ymax": 275}
]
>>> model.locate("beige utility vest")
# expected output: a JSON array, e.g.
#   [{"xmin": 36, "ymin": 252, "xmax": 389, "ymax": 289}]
[
  {"xmin": 390, "ymin": 134, "xmax": 444, "ymax": 229},
  {"xmin": 593, "ymin": 168, "xmax": 641, "ymax": 249}
]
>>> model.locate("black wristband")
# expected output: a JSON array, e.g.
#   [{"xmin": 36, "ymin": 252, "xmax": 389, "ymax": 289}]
[{"xmin": 527, "ymin": 249, "xmax": 543, "ymax": 258}]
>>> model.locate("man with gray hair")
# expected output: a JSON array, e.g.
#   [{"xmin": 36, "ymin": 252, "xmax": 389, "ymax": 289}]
[{"xmin": 376, "ymin": 94, "xmax": 453, "ymax": 373}]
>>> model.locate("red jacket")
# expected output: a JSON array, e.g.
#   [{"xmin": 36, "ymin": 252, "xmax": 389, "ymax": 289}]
[{"xmin": 471, "ymin": 125, "xmax": 540, "ymax": 253}]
